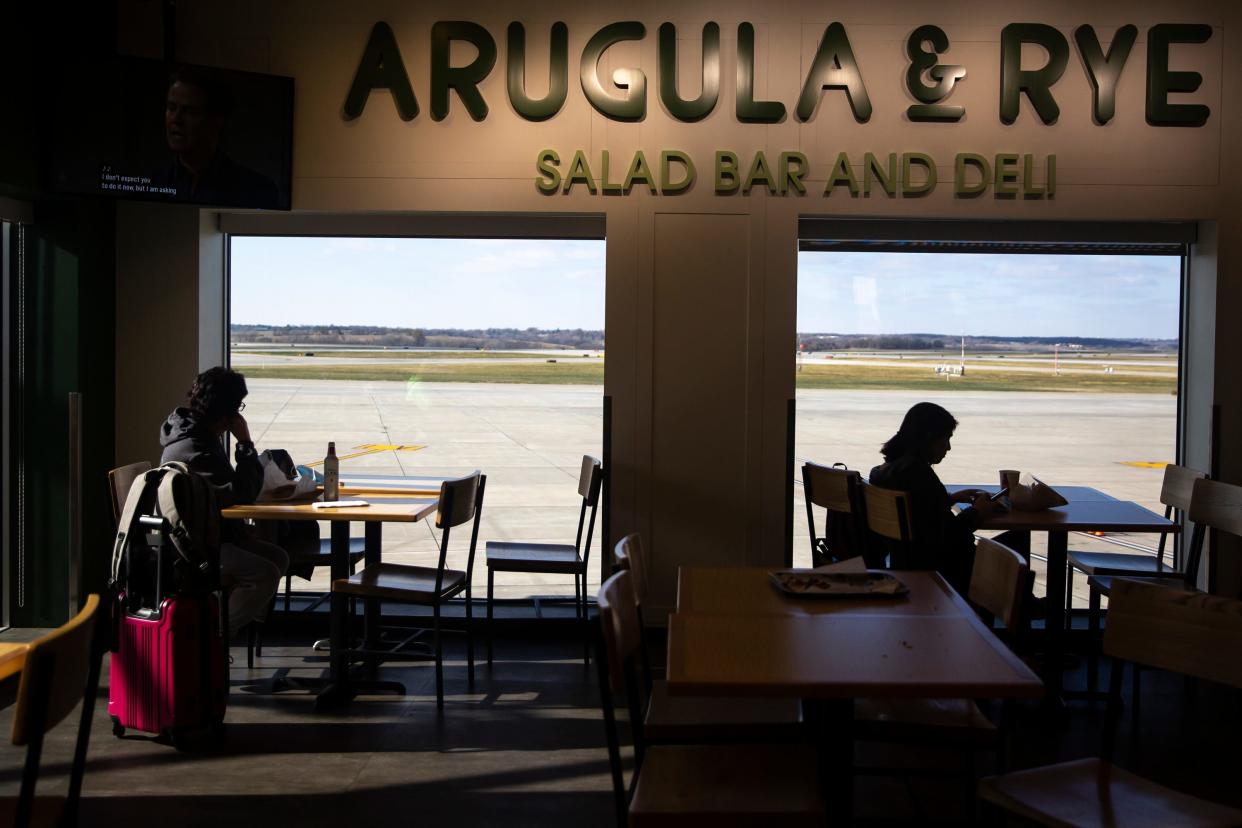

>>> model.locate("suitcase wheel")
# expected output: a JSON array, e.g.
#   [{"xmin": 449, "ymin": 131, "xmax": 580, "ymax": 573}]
[{"xmin": 110, "ymin": 716, "xmax": 125, "ymax": 738}]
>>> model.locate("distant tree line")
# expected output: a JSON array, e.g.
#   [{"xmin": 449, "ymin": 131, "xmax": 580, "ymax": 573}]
[
  {"xmin": 232, "ymin": 324, "xmax": 605, "ymax": 350},
  {"xmin": 798, "ymin": 333, "xmax": 1178, "ymax": 352}
]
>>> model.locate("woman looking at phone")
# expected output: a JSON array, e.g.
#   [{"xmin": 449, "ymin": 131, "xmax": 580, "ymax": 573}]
[{"xmin": 868, "ymin": 401, "xmax": 1000, "ymax": 594}]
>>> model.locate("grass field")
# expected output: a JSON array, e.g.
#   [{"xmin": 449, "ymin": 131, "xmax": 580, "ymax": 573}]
[
  {"xmin": 794, "ymin": 364, "xmax": 1174, "ymax": 393},
  {"xmin": 240, "ymin": 361, "xmax": 607, "ymax": 385},
  {"xmin": 232, "ymin": 349, "xmax": 599, "ymax": 360},
  {"xmin": 237, "ymin": 357, "xmax": 1176, "ymax": 393}
]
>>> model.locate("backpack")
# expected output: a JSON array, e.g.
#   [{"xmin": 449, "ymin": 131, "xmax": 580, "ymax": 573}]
[{"xmin": 110, "ymin": 461, "xmax": 221, "ymax": 590}]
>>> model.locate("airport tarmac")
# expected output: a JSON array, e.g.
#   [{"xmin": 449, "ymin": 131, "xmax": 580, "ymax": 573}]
[{"xmin": 242, "ymin": 378, "xmax": 1175, "ymax": 605}]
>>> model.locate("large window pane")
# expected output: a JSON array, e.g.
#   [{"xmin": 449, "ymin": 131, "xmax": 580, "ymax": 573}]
[
  {"xmin": 794, "ymin": 251, "xmax": 1181, "ymax": 603},
  {"xmin": 229, "ymin": 236, "xmax": 605, "ymax": 601}
]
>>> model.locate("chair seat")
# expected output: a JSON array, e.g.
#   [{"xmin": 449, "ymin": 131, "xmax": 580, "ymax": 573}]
[
  {"xmin": 1088, "ymin": 574, "xmax": 1189, "ymax": 596},
  {"xmin": 979, "ymin": 757, "xmax": 1242, "ymax": 828},
  {"xmin": 287, "ymin": 538, "xmax": 367, "ymax": 581},
  {"xmin": 290, "ymin": 537, "xmax": 367, "ymax": 562},
  {"xmin": 644, "ymin": 679, "xmax": 803, "ymax": 743},
  {"xmin": 334, "ymin": 563, "xmax": 466, "ymax": 602},
  {"xmin": 631, "ymin": 743, "xmax": 824, "ymax": 827},
  {"xmin": 1069, "ymin": 550, "xmax": 1173, "ymax": 577},
  {"xmin": 853, "ymin": 697, "xmax": 997, "ymax": 746},
  {"xmin": 486, "ymin": 541, "xmax": 584, "ymax": 574}
]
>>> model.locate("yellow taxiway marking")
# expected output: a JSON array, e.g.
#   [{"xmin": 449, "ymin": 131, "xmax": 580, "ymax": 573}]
[
  {"xmin": 305, "ymin": 444, "xmax": 427, "ymax": 466},
  {"xmin": 1118, "ymin": 461, "xmax": 1169, "ymax": 469}
]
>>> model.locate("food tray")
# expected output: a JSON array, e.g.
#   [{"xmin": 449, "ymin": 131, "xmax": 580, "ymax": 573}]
[{"xmin": 768, "ymin": 569, "xmax": 909, "ymax": 599}]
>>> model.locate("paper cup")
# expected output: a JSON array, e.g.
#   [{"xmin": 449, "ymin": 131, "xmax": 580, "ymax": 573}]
[{"xmin": 999, "ymin": 470, "xmax": 1020, "ymax": 491}]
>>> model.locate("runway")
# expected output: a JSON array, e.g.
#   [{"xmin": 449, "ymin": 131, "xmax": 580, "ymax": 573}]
[{"xmin": 242, "ymin": 378, "xmax": 1174, "ymax": 605}]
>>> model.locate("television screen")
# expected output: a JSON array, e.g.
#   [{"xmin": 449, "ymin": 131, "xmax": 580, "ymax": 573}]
[{"xmin": 49, "ymin": 57, "xmax": 293, "ymax": 210}]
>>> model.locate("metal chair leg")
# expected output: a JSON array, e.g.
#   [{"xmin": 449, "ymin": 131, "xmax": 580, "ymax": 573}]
[
  {"xmin": 246, "ymin": 622, "xmax": 256, "ymax": 669},
  {"xmin": 284, "ymin": 575, "xmax": 292, "ymax": 613},
  {"xmin": 580, "ymin": 572, "xmax": 590, "ymax": 665},
  {"xmin": 466, "ymin": 585, "xmax": 475, "ymax": 685},
  {"xmin": 434, "ymin": 603, "xmax": 444, "ymax": 709},
  {"xmin": 1065, "ymin": 565, "xmax": 1075, "ymax": 617},
  {"xmin": 486, "ymin": 568, "xmax": 495, "ymax": 666},
  {"xmin": 1088, "ymin": 587, "xmax": 1102, "ymax": 695}
]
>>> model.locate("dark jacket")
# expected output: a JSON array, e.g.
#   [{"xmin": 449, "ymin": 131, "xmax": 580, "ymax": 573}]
[
  {"xmin": 869, "ymin": 455, "xmax": 979, "ymax": 593},
  {"xmin": 159, "ymin": 407, "xmax": 262, "ymax": 510}
]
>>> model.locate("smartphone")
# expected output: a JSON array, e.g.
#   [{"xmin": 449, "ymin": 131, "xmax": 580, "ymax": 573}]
[{"xmin": 989, "ymin": 487, "xmax": 1009, "ymax": 502}]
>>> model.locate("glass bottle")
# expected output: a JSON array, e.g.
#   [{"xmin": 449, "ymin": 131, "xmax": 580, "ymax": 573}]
[{"xmin": 324, "ymin": 441, "xmax": 339, "ymax": 501}]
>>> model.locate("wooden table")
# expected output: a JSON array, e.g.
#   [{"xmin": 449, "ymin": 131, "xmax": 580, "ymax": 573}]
[
  {"xmin": 669, "ymin": 568, "xmax": 1043, "ymax": 700},
  {"xmin": 956, "ymin": 485, "xmax": 1178, "ymax": 698},
  {"xmin": 668, "ymin": 567, "xmax": 1044, "ymax": 820},
  {"xmin": 222, "ymin": 494, "xmax": 439, "ymax": 709}
]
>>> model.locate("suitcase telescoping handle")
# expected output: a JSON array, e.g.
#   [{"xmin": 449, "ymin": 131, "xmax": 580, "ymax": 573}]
[{"xmin": 136, "ymin": 516, "xmax": 169, "ymax": 619}]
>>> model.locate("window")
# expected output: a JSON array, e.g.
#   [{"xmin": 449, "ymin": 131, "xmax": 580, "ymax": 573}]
[
  {"xmin": 228, "ymin": 235, "xmax": 606, "ymax": 602},
  {"xmin": 794, "ymin": 248, "xmax": 1182, "ymax": 605}
]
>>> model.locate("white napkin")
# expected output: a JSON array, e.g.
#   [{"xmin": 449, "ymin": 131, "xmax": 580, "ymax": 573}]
[
  {"xmin": 1009, "ymin": 473, "xmax": 1068, "ymax": 511},
  {"xmin": 311, "ymin": 500, "xmax": 370, "ymax": 510}
]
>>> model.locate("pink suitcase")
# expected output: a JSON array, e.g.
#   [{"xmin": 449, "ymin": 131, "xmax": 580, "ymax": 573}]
[{"xmin": 108, "ymin": 591, "xmax": 226, "ymax": 741}]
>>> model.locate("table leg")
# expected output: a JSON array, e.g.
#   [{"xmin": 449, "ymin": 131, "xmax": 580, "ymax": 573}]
[
  {"xmin": 1044, "ymin": 531, "xmax": 1068, "ymax": 701},
  {"xmin": 315, "ymin": 520, "xmax": 405, "ymax": 710},
  {"xmin": 314, "ymin": 521, "xmax": 357, "ymax": 710},
  {"xmin": 364, "ymin": 523, "xmax": 382, "ymax": 661},
  {"xmin": 805, "ymin": 698, "xmax": 853, "ymax": 823}
]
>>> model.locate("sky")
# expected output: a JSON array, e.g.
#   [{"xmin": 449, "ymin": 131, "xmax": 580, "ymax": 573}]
[
  {"xmin": 230, "ymin": 236, "xmax": 607, "ymax": 329},
  {"xmin": 797, "ymin": 251, "xmax": 1180, "ymax": 340},
  {"xmin": 230, "ymin": 238, "xmax": 1180, "ymax": 339}
]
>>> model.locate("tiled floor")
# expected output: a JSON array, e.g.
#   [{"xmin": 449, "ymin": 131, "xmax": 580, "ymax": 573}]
[{"xmin": 2, "ymin": 626, "xmax": 1240, "ymax": 827}]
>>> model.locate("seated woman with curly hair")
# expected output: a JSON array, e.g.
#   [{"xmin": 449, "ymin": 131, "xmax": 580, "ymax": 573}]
[{"xmin": 159, "ymin": 366, "xmax": 288, "ymax": 635}]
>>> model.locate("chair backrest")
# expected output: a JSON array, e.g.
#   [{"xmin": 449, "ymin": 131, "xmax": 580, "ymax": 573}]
[
  {"xmin": 109, "ymin": 461, "xmax": 153, "ymax": 526},
  {"xmin": 1104, "ymin": 577, "xmax": 1242, "ymax": 689},
  {"xmin": 863, "ymin": 484, "xmax": 913, "ymax": 544},
  {"xmin": 12, "ymin": 595, "xmax": 104, "ymax": 828},
  {"xmin": 614, "ymin": 533, "xmax": 648, "ymax": 608},
  {"xmin": 1179, "ymin": 477, "xmax": 1242, "ymax": 588},
  {"xmin": 596, "ymin": 569, "xmax": 647, "ymax": 822},
  {"xmin": 968, "ymin": 537, "xmax": 1031, "ymax": 633},
  {"xmin": 11, "ymin": 595, "xmax": 101, "ymax": 746},
  {"xmin": 578, "ymin": 455, "xmax": 604, "ymax": 505},
  {"xmin": 437, "ymin": 471, "xmax": 483, "ymax": 530},
  {"xmin": 597, "ymin": 569, "xmax": 643, "ymax": 696},
  {"xmin": 862, "ymin": 483, "xmax": 915, "ymax": 569},
  {"xmin": 1187, "ymin": 477, "xmax": 1242, "ymax": 537},
  {"xmin": 573, "ymin": 456, "xmax": 604, "ymax": 566},
  {"xmin": 802, "ymin": 462, "xmax": 869, "ymax": 566},
  {"xmin": 434, "ymin": 471, "xmax": 486, "ymax": 590},
  {"xmin": 1160, "ymin": 463, "xmax": 1206, "ymax": 513}
]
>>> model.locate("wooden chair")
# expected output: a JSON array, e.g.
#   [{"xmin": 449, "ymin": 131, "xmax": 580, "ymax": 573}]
[
  {"xmin": 108, "ymin": 461, "xmax": 152, "ymax": 525},
  {"xmin": 978, "ymin": 578, "xmax": 1242, "ymax": 827},
  {"xmin": 1066, "ymin": 463, "xmax": 1205, "ymax": 608},
  {"xmin": 1084, "ymin": 477, "xmax": 1242, "ymax": 693},
  {"xmin": 596, "ymin": 570, "xmax": 824, "ymax": 827},
  {"xmin": 801, "ymin": 461, "xmax": 875, "ymax": 567},
  {"xmin": 854, "ymin": 537, "xmax": 1033, "ymax": 800},
  {"xmin": 332, "ymin": 471, "xmax": 485, "ymax": 709},
  {"xmin": 613, "ymin": 534, "xmax": 803, "ymax": 744},
  {"xmin": 862, "ymin": 482, "xmax": 915, "ymax": 569},
  {"xmin": 3, "ymin": 595, "xmax": 104, "ymax": 828},
  {"xmin": 486, "ymin": 455, "xmax": 602, "ymax": 665}
]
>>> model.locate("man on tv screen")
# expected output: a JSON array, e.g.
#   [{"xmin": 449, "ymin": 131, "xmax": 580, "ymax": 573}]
[{"xmin": 155, "ymin": 66, "xmax": 280, "ymax": 208}]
